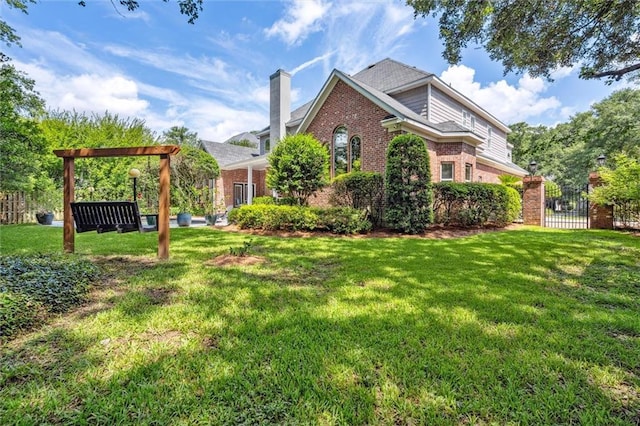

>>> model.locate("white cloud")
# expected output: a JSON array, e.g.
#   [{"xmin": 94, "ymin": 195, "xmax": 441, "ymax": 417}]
[
  {"xmin": 265, "ymin": 0, "xmax": 331, "ymax": 46},
  {"xmin": 440, "ymin": 64, "xmax": 561, "ymax": 123},
  {"xmin": 104, "ymin": 45, "xmax": 231, "ymax": 83},
  {"xmin": 291, "ymin": 52, "xmax": 335, "ymax": 75}
]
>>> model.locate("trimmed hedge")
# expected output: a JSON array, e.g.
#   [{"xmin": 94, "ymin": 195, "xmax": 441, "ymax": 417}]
[
  {"xmin": 229, "ymin": 204, "xmax": 371, "ymax": 234},
  {"xmin": 433, "ymin": 183, "xmax": 521, "ymax": 227},
  {"xmin": 330, "ymin": 171, "xmax": 384, "ymax": 227}
]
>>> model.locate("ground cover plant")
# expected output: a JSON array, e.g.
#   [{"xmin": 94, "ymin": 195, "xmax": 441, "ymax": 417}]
[{"xmin": 0, "ymin": 224, "xmax": 638, "ymax": 424}]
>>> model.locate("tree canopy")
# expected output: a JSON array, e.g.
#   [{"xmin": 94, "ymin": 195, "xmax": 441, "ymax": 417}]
[
  {"xmin": 0, "ymin": 56, "xmax": 47, "ymax": 192},
  {"xmin": 161, "ymin": 126, "xmax": 200, "ymax": 148},
  {"xmin": 508, "ymin": 88, "xmax": 640, "ymax": 186},
  {"xmin": 407, "ymin": 0, "xmax": 640, "ymax": 82},
  {"xmin": 2, "ymin": 0, "xmax": 202, "ymax": 48}
]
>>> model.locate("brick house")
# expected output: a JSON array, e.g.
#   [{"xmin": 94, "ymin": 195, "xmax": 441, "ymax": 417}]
[{"xmin": 210, "ymin": 58, "xmax": 527, "ymax": 208}]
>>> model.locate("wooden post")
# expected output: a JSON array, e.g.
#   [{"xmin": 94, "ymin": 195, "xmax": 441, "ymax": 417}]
[
  {"xmin": 63, "ymin": 157, "xmax": 75, "ymax": 253},
  {"xmin": 158, "ymin": 154, "xmax": 170, "ymax": 259}
]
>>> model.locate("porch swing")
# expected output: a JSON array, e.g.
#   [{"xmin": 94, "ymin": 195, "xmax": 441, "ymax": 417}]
[{"xmin": 54, "ymin": 145, "xmax": 181, "ymax": 259}]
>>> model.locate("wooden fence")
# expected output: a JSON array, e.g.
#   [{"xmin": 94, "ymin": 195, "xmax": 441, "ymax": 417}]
[{"xmin": 0, "ymin": 192, "xmax": 61, "ymax": 225}]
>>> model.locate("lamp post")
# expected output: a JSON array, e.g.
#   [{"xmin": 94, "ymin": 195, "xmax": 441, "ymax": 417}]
[
  {"xmin": 597, "ymin": 154, "xmax": 606, "ymax": 167},
  {"xmin": 528, "ymin": 160, "xmax": 538, "ymax": 176},
  {"xmin": 128, "ymin": 168, "xmax": 141, "ymax": 202}
]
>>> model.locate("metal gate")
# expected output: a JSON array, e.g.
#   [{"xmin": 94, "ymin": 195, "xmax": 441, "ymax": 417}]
[{"xmin": 544, "ymin": 184, "xmax": 590, "ymax": 229}]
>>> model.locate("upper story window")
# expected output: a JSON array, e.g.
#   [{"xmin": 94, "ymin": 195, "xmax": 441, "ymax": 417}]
[
  {"xmin": 265, "ymin": 138, "xmax": 271, "ymax": 153},
  {"xmin": 487, "ymin": 127, "xmax": 492, "ymax": 149},
  {"xmin": 462, "ymin": 110, "xmax": 475, "ymax": 130},
  {"xmin": 333, "ymin": 127, "xmax": 362, "ymax": 177},
  {"xmin": 441, "ymin": 162, "xmax": 454, "ymax": 182}
]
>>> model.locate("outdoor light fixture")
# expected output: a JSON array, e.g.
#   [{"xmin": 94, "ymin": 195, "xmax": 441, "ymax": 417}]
[
  {"xmin": 597, "ymin": 154, "xmax": 606, "ymax": 167},
  {"xmin": 528, "ymin": 160, "xmax": 538, "ymax": 176},
  {"xmin": 128, "ymin": 168, "xmax": 141, "ymax": 202}
]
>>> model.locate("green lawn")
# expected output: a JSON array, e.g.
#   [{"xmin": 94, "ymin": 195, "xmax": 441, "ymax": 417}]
[{"xmin": 1, "ymin": 225, "xmax": 639, "ymax": 425}]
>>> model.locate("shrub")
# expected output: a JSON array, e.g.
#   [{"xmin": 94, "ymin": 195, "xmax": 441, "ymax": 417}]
[
  {"xmin": 229, "ymin": 205, "xmax": 318, "ymax": 231},
  {"xmin": 266, "ymin": 133, "xmax": 330, "ymax": 205},
  {"xmin": 229, "ymin": 205, "xmax": 371, "ymax": 234},
  {"xmin": 384, "ymin": 134, "xmax": 433, "ymax": 233},
  {"xmin": 0, "ymin": 254, "xmax": 100, "ymax": 313},
  {"xmin": 330, "ymin": 171, "xmax": 384, "ymax": 227},
  {"xmin": 433, "ymin": 183, "xmax": 520, "ymax": 227},
  {"xmin": 252, "ymin": 196, "xmax": 276, "ymax": 205},
  {"xmin": 314, "ymin": 207, "xmax": 372, "ymax": 234}
]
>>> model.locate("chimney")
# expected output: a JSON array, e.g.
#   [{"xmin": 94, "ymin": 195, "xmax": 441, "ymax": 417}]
[{"xmin": 269, "ymin": 69, "xmax": 291, "ymax": 147}]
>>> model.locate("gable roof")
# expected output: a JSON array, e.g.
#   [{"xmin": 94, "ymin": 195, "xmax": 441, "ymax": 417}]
[
  {"xmin": 224, "ymin": 131, "xmax": 259, "ymax": 145},
  {"xmin": 352, "ymin": 58, "xmax": 433, "ymax": 93},
  {"xmin": 200, "ymin": 140, "xmax": 259, "ymax": 167},
  {"xmin": 296, "ymin": 69, "xmax": 483, "ymax": 145}
]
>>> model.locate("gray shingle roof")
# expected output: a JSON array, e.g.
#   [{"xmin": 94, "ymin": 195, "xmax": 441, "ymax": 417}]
[
  {"xmin": 351, "ymin": 58, "xmax": 433, "ymax": 93},
  {"xmin": 200, "ymin": 140, "xmax": 259, "ymax": 167},
  {"xmin": 223, "ymin": 131, "xmax": 259, "ymax": 145}
]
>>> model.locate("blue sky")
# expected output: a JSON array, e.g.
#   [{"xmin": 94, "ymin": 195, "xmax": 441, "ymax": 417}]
[{"xmin": 3, "ymin": 0, "xmax": 630, "ymax": 142}]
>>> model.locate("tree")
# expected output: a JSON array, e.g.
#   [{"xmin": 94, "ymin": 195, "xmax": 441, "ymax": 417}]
[
  {"xmin": 266, "ymin": 134, "xmax": 329, "ymax": 206},
  {"xmin": 161, "ymin": 126, "xmax": 200, "ymax": 148},
  {"xmin": 2, "ymin": 0, "xmax": 202, "ymax": 48},
  {"xmin": 171, "ymin": 145, "xmax": 219, "ymax": 213},
  {"xmin": 384, "ymin": 133, "xmax": 433, "ymax": 233},
  {"xmin": 407, "ymin": 0, "xmax": 640, "ymax": 82},
  {"xmin": 38, "ymin": 111, "xmax": 159, "ymax": 201},
  {"xmin": 0, "ymin": 57, "xmax": 47, "ymax": 192},
  {"xmin": 590, "ymin": 154, "xmax": 640, "ymax": 205},
  {"xmin": 227, "ymin": 139, "xmax": 258, "ymax": 149},
  {"xmin": 509, "ymin": 89, "xmax": 640, "ymax": 186}
]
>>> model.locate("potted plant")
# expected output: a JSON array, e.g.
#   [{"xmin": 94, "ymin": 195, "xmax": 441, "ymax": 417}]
[
  {"xmin": 174, "ymin": 186, "xmax": 194, "ymax": 227},
  {"xmin": 36, "ymin": 210, "xmax": 54, "ymax": 225},
  {"xmin": 35, "ymin": 190, "xmax": 60, "ymax": 225}
]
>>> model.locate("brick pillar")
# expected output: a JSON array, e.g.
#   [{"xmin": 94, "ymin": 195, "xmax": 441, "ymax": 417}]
[
  {"xmin": 522, "ymin": 175, "xmax": 545, "ymax": 226},
  {"xmin": 588, "ymin": 172, "xmax": 613, "ymax": 229}
]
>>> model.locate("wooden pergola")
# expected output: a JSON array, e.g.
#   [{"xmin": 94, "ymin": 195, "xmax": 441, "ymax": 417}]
[{"xmin": 53, "ymin": 145, "xmax": 181, "ymax": 259}]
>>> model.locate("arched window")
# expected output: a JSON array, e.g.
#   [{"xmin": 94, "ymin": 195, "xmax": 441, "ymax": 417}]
[
  {"xmin": 333, "ymin": 127, "xmax": 348, "ymax": 176},
  {"xmin": 333, "ymin": 127, "xmax": 363, "ymax": 176},
  {"xmin": 350, "ymin": 136, "xmax": 361, "ymax": 171}
]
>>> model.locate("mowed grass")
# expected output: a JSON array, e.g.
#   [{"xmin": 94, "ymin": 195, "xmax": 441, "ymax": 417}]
[{"xmin": 0, "ymin": 224, "xmax": 639, "ymax": 425}]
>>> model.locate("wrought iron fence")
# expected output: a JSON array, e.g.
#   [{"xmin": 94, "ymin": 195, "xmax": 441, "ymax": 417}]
[
  {"xmin": 544, "ymin": 184, "xmax": 590, "ymax": 229},
  {"xmin": 613, "ymin": 201, "xmax": 640, "ymax": 230}
]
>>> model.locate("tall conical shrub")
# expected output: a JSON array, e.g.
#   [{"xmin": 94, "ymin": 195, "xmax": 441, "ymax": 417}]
[{"xmin": 384, "ymin": 133, "xmax": 433, "ymax": 233}]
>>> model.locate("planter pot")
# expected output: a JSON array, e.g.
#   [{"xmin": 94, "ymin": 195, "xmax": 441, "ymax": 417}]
[
  {"xmin": 205, "ymin": 214, "xmax": 218, "ymax": 226},
  {"xmin": 145, "ymin": 215, "xmax": 157, "ymax": 227},
  {"xmin": 36, "ymin": 212, "xmax": 54, "ymax": 225},
  {"xmin": 176, "ymin": 212, "xmax": 192, "ymax": 227}
]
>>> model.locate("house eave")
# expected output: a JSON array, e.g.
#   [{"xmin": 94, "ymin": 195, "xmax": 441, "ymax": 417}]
[
  {"xmin": 476, "ymin": 154, "xmax": 527, "ymax": 177},
  {"xmin": 222, "ymin": 155, "xmax": 269, "ymax": 171},
  {"xmin": 380, "ymin": 117, "xmax": 484, "ymax": 147}
]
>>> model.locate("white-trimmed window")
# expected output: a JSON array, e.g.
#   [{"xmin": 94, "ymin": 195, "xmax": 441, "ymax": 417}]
[
  {"xmin": 463, "ymin": 110, "xmax": 475, "ymax": 130},
  {"xmin": 332, "ymin": 127, "xmax": 362, "ymax": 177},
  {"xmin": 487, "ymin": 127, "xmax": 492, "ymax": 149},
  {"xmin": 465, "ymin": 163, "xmax": 473, "ymax": 182},
  {"xmin": 441, "ymin": 162, "xmax": 454, "ymax": 182}
]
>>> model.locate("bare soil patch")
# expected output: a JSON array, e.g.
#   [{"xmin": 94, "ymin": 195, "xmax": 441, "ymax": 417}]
[{"xmin": 204, "ymin": 254, "xmax": 266, "ymax": 267}]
